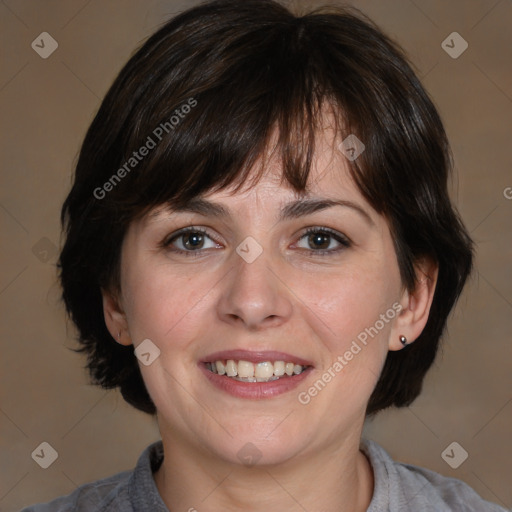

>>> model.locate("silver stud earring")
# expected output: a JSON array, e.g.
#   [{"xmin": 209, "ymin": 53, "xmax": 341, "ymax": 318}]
[
  {"xmin": 399, "ymin": 335, "xmax": 407, "ymax": 346},
  {"xmin": 117, "ymin": 331, "xmax": 121, "ymax": 340}
]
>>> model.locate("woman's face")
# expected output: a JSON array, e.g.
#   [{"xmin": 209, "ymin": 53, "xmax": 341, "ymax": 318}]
[{"xmin": 113, "ymin": 131, "xmax": 407, "ymax": 466}]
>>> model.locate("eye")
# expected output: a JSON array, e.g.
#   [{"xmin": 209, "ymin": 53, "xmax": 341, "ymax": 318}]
[
  {"xmin": 295, "ymin": 227, "xmax": 351, "ymax": 255},
  {"xmin": 161, "ymin": 225, "xmax": 350, "ymax": 258},
  {"xmin": 162, "ymin": 227, "xmax": 221, "ymax": 256}
]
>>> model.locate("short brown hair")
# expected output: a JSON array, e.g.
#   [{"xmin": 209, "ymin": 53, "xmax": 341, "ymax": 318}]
[{"xmin": 58, "ymin": 0, "xmax": 473, "ymax": 416}]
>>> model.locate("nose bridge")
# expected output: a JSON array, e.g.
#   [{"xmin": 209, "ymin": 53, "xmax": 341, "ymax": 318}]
[{"xmin": 217, "ymin": 238, "xmax": 292, "ymax": 329}]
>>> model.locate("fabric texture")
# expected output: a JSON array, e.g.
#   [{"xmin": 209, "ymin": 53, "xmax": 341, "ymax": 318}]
[{"xmin": 20, "ymin": 439, "xmax": 508, "ymax": 511}]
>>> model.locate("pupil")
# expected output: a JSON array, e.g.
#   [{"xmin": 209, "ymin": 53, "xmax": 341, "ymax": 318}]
[
  {"xmin": 309, "ymin": 233, "xmax": 329, "ymax": 250},
  {"xmin": 184, "ymin": 232, "xmax": 203, "ymax": 249}
]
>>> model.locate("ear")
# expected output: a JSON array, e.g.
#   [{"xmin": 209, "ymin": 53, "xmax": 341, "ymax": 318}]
[
  {"xmin": 389, "ymin": 258, "xmax": 439, "ymax": 351},
  {"xmin": 102, "ymin": 288, "xmax": 132, "ymax": 346}
]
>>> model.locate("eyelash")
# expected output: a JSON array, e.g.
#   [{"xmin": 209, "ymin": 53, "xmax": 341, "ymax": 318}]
[
  {"xmin": 296, "ymin": 227, "xmax": 351, "ymax": 255},
  {"xmin": 162, "ymin": 226, "xmax": 351, "ymax": 258}
]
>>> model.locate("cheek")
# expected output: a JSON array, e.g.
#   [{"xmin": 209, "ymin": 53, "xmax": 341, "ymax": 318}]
[
  {"xmin": 298, "ymin": 261, "xmax": 399, "ymax": 347},
  {"xmin": 293, "ymin": 269, "xmax": 397, "ymax": 416},
  {"xmin": 121, "ymin": 260, "xmax": 215, "ymax": 349},
  {"xmin": 292, "ymin": 254, "xmax": 401, "ymax": 412}
]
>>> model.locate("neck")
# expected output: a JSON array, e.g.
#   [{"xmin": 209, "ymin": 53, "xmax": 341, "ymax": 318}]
[{"xmin": 154, "ymin": 428, "xmax": 374, "ymax": 512}]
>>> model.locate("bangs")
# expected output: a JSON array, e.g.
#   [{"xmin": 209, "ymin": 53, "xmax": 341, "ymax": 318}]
[
  {"xmin": 87, "ymin": 3, "xmax": 437, "ymax": 226},
  {"xmin": 124, "ymin": 81, "xmax": 326, "ymax": 213},
  {"xmin": 93, "ymin": 6, "xmax": 391, "ymax": 219}
]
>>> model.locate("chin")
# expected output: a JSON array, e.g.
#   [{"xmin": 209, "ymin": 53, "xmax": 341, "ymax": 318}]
[{"xmin": 208, "ymin": 421, "xmax": 312, "ymax": 467}]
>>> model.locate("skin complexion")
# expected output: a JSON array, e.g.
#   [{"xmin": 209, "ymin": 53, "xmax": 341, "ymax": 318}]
[{"xmin": 103, "ymin": 126, "xmax": 437, "ymax": 511}]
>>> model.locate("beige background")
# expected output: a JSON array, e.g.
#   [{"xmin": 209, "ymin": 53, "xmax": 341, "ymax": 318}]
[{"xmin": 1, "ymin": 0, "xmax": 511, "ymax": 510}]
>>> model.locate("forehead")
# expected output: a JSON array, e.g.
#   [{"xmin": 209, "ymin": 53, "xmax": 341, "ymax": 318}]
[
  {"xmin": 197, "ymin": 122, "xmax": 360, "ymax": 207},
  {"xmin": 144, "ymin": 126, "xmax": 378, "ymax": 232},
  {"xmin": 147, "ymin": 120, "xmax": 374, "ymax": 230}
]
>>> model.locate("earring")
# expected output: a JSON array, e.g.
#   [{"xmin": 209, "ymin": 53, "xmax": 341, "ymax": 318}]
[
  {"xmin": 117, "ymin": 331, "xmax": 121, "ymax": 340},
  {"xmin": 399, "ymin": 335, "xmax": 407, "ymax": 346}
]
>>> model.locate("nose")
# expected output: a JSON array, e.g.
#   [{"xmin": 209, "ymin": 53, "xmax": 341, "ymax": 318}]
[{"xmin": 217, "ymin": 247, "xmax": 293, "ymax": 331}]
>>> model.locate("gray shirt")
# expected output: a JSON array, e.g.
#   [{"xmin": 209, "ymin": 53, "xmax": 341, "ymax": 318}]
[{"xmin": 20, "ymin": 439, "xmax": 508, "ymax": 511}]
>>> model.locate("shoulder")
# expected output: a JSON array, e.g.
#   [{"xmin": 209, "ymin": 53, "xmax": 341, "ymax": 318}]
[
  {"xmin": 19, "ymin": 470, "xmax": 131, "ymax": 511},
  {"xmin": 19, "ymin": 441, "xmax": 165, "ymax": 512},
  {"xmin": 361, "ymin": 438, "xmax": 508, "ymax": 512}
]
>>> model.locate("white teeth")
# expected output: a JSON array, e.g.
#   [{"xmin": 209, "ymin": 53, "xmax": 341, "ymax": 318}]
[
  {"xmin": 225, "ymin": 359, "xmax": 237, "ymax": 377},
  {"xmin": 237, "ymin": 360, "xmax": 255, "ymax": 378},
  {"xmin": 215, "ymin": 361, "xmax": 226, "ymax": 375},
  {"xmin": 273, "ymin": 361, "xmax": 285, "ymax": 376},
  {"xmin": 207, "ymin": 359, "xmax": 308, "ymax": 380},
  {"xmin": 255, "ymin": 362, "xmax": 274, "ymax": 379}
]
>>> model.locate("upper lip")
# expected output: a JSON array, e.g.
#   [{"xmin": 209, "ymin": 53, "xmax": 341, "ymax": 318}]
[{"xmin": 201, "ymin": 350, "xmax": 314, "ymax": 367}]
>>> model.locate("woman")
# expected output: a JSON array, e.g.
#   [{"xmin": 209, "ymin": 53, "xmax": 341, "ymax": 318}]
[{"xmin": 22, "ymin": 0, "xmax": 507, "ymax": 510}]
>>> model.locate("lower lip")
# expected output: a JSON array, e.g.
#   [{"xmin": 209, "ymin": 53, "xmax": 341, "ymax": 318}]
[{"xmin": 199, "ymin": 363, "xmax": 313, "ymax": 399}]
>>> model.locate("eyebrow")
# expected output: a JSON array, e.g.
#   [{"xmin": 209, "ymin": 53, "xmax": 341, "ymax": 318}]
[{"xmin": 154, "ymin": 197, "xmax": 374, "ymax": 225}]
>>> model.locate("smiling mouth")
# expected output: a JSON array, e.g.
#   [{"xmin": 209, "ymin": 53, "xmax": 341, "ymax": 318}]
[{"xmin": 205, "ymin": 359, "xmax": 310, "ymax": 382}]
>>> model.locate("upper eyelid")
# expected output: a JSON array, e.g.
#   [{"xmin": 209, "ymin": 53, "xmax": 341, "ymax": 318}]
[
  {"xmin": 302, "ymin": 226, "xmax": 350, "ymax": 239},
  {"xmin": 294, "ymin": 227, "xmax": 351, "ymax": 249},
  {"xmin": 163, "ymin": 226, "xmax": 218, "ymax": 245}
]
